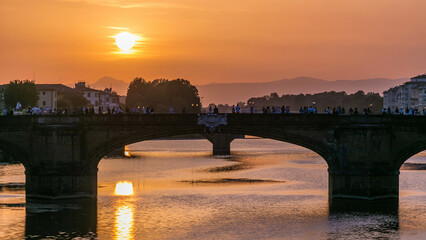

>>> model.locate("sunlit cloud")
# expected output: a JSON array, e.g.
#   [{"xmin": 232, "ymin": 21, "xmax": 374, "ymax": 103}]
[
  {"xmin": 56, "ymin": 0, "xmax": 194, "ymax": 9},
  {"xmin": 105, "ymin": 26, "xmax": 130, "ymax": 30}
]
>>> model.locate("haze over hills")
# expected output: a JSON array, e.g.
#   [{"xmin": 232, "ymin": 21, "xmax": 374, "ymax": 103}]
[
  {"xmin": 90, "ymin": 76, "xmax": 128, "ymax": 96},
  {"xmin": 197, "ymin": 77, "xmax": 408, "ymax": 105},
  {"xmin": 90, "ymin": 76, "xmax": 408, "ymax": 105}
]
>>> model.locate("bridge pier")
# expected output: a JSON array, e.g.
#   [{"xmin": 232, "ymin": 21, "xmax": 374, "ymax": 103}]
[
  {"xmin": 204, "ymin": 133, "xmax": 237, "ymax": 155},
  {"xmin": 328, "ymin": 171, "xmax": 399, "ymax": 200},
  {"xmin": 24, "ymin": 124, "xmax": 98, "ymax": 200},
  {"xmin": 326, "ymin": 126, "xmax": 401, "ymax": 200},
  {"xmin": 26, "ymin": 167, "xmax": 98, "ymax": 200}
]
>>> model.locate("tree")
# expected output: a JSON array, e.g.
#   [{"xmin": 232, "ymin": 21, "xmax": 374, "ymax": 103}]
[
  {"xmin": 126, "ymin": 77, "xmax": 202, "ymax": 113},
  {"xmin": 57, "ymin": 92, "xmax": 88, "ymax": 108},
  {"xmin": 4, "ymin": 80, "xmax": 39, "ymax": 109}
]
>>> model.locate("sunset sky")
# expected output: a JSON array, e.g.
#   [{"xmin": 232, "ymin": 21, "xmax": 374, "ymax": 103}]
[{"xmin": 1, "ymin": 0, "xmax": 426, "ymax": 86}]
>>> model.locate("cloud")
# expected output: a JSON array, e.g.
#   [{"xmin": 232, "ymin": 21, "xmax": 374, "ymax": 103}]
[
  {"xmin": 105, "ymin": 26, "xmax": 130, "ymax": 30},
  {"xmin": 56, "ymin": 0, "xmax": 195, "ymax": 9}
]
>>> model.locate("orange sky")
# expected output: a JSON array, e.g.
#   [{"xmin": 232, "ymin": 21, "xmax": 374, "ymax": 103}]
[{"xmin": 1, "ymin": 0, "xmax": 426, "ymax": 86}]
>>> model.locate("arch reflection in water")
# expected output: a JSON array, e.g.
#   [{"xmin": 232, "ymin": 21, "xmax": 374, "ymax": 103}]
[{"xmin": 115, "ymin": 181, "xmax": 134, "ymax": 196}]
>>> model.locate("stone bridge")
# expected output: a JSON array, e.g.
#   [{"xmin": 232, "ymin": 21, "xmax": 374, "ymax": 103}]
[{"xmin": 0, "ymin": 114, "xmax": 425, "ymax": 200}]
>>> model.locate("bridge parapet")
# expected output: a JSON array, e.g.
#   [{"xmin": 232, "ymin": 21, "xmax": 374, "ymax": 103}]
[{"xmin": 197, "ymin": 114, "xmax": 227, "ymax": 133}]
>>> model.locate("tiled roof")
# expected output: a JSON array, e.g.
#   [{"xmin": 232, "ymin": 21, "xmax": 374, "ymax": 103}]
[
  {"xmin": 36, "ymin": 84, "xmax": 75, "ymax": 93},
  {"xmin": 75, "ymin": 86, "xmax": 104, "ymax": 93}
]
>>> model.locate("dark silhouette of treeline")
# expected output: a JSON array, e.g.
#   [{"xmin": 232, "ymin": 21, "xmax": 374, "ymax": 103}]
[
  {"xmin": 125, "ymin": 77, "xmax": 202, "ymax": 113},
  {"xmin": 246, "ymin": 91, "xmax": 383, "ymax": 113}
]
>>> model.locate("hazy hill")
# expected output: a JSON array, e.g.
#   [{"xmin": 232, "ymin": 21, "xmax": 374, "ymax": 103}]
[
  {"xmin": 197, "ymin": 77, "xmax": 408, "ymax": 105},
  {"xmin": 90, "ymin": 76, "xmax": 128, "ymax": 95}
]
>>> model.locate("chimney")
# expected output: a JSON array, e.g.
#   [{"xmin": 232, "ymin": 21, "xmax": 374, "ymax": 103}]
[{"xmin": 75, "ymin": 82, "xmax": 86, "ymax": 88}]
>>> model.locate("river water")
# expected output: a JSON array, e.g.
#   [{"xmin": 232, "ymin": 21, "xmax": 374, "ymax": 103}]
[{"xmin": 0, "ymin": 138, "xmax": 425, "ymax": 239}]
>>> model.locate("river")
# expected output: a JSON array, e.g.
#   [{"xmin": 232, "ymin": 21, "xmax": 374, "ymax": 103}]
[{"xmin": 0, "ymin": 138, "xmax": 425, "ymax": 239}]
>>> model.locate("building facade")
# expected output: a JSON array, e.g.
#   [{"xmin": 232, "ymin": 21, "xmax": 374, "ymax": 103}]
[
  {"xmin": 383, "ymin": 74, "xmax": 426, "ymax": 110},
  {"xmin": 100, "ymin": 87, "xmax": 120, "ymax": 111},
  {"xmin": 74, "ymin": 82, "xmax": 121, "ymax": 112},
  {"xmin": 75, "ymin": 82, "xmax": 102, "ymax": 107},
  {"xmin": 37, "ymin": 87, "xmax": 57, "ymax": 109}
]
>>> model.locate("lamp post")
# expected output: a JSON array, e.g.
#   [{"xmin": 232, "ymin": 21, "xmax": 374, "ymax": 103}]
[
  {"xmin": 192, "ymin": 103, "xmax": 199, "ymax": 113},
  {"xmin": 248, "ymin": 101, "xmax": 254, "ymax": 113}
]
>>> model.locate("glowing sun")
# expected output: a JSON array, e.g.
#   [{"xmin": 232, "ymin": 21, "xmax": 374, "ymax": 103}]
[
  {"xmin": 115, "ymin": 32, "xmax": 137, "ymax": 51},
  {"xmin": 115, "ymin": 181, "xmax": 134, "ymax": 196}
]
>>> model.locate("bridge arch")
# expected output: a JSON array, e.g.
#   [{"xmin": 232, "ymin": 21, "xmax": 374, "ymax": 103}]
[
  {"xmin": 88, "ymin": 127, "xmax": 337, "ymax": 170},
  {"xmin": 219, "ymin": 128, "xmax": 337, "ymax": 169},
  {"xmin": 88, "ymin": 127, "xmax": 206, "ymax": 168},
  {"xmin": 394, "ymin": 141, "xmax": 426, "ymax": 170},
  {"xmin": 0, "ymin": 140, "xmax": 30, "ymax": 168}
]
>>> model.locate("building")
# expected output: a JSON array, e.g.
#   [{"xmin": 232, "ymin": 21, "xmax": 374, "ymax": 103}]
[
  {"xmin": 36, "ymin": 84, "xmax": 75, "ymax": 109},
  {"xmin": 1, "ymin": 81, "xmax": 122, "ymax": 112},
  {"xmin": 99, "ymin": 87, "xmax": 120, "ymax": 111},
  {"xmin": 74, "ymin": 82, "xmax": 120, "ymax": 111},
  {"xmin": 383, "ymin": 74, "xmax": 426, "ymax": 110},
  {"xmin": 74, "ymin": 82, "xmax": 103, "ymax": 107}
]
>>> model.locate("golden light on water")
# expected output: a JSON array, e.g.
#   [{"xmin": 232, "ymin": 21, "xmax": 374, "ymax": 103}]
[
  {"xmin": 114, "ymin": 203, "xmax": 134, "ymax": 240},
  {"xmin": 115, "ymin": 181, "xmax": 134, "ymax": 196}
]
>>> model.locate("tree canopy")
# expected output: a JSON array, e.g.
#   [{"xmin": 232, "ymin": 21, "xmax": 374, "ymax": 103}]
[
  {"xmin": 57, "ymin": 92, "xmax": 89, "ymax": 108},
  {"xmin": 4, "ymin": 79, "xmax": 39, "ymax": 108},
  {"xmin": 126, "ymin": 78, "xmax": 201, "ymax": 113}
]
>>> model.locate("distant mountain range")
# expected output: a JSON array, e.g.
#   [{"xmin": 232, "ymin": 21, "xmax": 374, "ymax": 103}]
[
  {"xmin": 90, "ymin": 76, "xmax": 408, "ymax": 105},
  {"xmin": 197, "ymin": 77, "xmax": 408, "ymax": 105}
]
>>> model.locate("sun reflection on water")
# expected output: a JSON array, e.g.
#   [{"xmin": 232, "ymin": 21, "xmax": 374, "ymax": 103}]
[
  {"xmin": 114, "ymin": 202, "xmax": 134, "ymax": 240},
  {"xmin": 115, "ymin": 181, "xmax": 134, "ymax": 196}
]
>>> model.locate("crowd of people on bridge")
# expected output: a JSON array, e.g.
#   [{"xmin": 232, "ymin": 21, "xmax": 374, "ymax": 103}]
[
  {"xmin": 1, "ymin": 106, "xmax": 130, "ymax": 116},
  {"xmin": 381, "ymin": 107, "xmax": 426, "ymax": 116},
  {"xmin": 2, "ymin": 104, "xmax": 426, "ymax": 116}
]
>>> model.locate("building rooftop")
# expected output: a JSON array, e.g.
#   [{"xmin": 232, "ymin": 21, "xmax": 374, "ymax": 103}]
[
  {"xmin": 36, "ymin": 84, "xmax": 75, "ymax": 93},
  {"xmin": 74, "ymin": 82, "xmax": 105, "ymax": 93}
]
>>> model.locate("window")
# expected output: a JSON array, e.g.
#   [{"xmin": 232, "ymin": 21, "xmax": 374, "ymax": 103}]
[
  {"xmin": 43, "ymin": 101, "xmax": 46, "ymax": 106},
  {"xmin": 95, "ymin": 101, "xmax": 99, "ymax": 106},
  {"xmin": 95, "ymin": 93, "xmax": 98, "ymax": 97},
  {"xmin": 42, "ymin": 91, "xmax": 46, "ymax": 95},
  {"xmin": 88, "ymin": 92, "xmax": 91, "ymax": 97}
]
